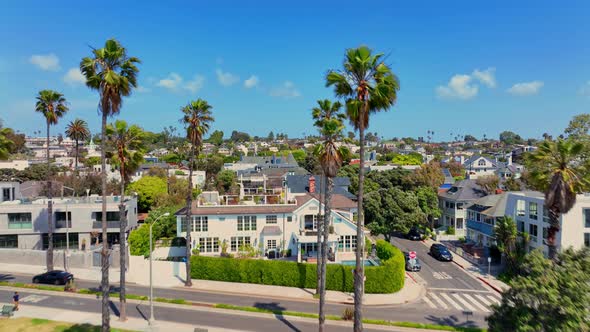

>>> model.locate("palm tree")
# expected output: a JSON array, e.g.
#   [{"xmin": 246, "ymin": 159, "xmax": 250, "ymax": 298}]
[
  {"xmin": 312, "ymin": 99, "xmax": 347, "ymax": 331},
  {"xmin": 65, "ymin": 119, "xmax": 90, "ymax": 172},
  {"xmin": 35, "ymin": 90, "xmax": 68, "ymax": 272},
  {"xmin": 180, "ymin": 99, "xmax": 214, "ymax": 287},
  {"xmin": 493, "ymin": 216, "xmax": 517, "ymax": 268},
  {"xmin": 526, "ymin": 139, "xmax": 590, "ymax": 259},
  {"xmin": 80, "ymin": 38, "xmax": 139, "ymax": 329},
  {"xmin": 106, "ymin": 120, "xmax": 144, "ymax": 321},
  {"xmin": 0, "ymin": 127, "xmax": 15, "ymax": 160},
  {"xmin": 326, "ymin": 46, "xmax": 399, "ymax": 331}
]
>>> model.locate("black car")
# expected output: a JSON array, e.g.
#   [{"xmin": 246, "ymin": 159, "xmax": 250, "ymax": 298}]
[
  {"xmin": 406, "ymin": 227, "xmax": 422, "ymax": 241},
  {"xmin": 32, "ymin": 270, "xmax": 74, "ymax": 285},
  {"xmin": 430, "ymin": 244, "xmax": 453, "ymax": 261},
  {"xmin": 404, "ymin": 253, "xmax": 422, "ymax": 272}
]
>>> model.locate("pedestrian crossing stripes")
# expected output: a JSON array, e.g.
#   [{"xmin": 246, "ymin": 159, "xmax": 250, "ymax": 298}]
[{"xmin": 423, "ymin": 291, "xmax": 501, "ymax": 313}]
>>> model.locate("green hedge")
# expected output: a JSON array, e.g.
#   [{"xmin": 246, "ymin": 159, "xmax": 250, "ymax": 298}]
[{"xmin": 191, "ymin": 243, "xmax": 405, "ymax": 294}]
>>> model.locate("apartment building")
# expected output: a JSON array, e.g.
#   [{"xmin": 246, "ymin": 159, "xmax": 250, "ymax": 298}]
[
  {"xmin": 438, "ymin": 179, "xmax": 487, "ymax": 236},
  {"xmin": 175, "ymin": 190, "xmax": 359, "ymax": 263},
  {"xmin": 0, "ymin": 192, "xmax": 138, "ymax": 250}
]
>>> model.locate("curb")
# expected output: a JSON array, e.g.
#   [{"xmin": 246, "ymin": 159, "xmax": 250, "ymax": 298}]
[{"xmin": 476, "ymin": 277, "xmax": 504, "ymax": 294}]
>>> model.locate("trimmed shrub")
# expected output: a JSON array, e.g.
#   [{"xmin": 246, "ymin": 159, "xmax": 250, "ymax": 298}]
[{"xmin": 375, "ymin": 239, "xmax": 396, "ymax": 261}]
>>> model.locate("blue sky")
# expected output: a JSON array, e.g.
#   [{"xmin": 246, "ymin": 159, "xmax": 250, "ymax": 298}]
[{"xmin": 1, "ymin": 1, "xmax": 589, "ymax": 140}]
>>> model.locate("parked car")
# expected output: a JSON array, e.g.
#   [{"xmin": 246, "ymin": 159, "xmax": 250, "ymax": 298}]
[
  {"xmin": 406, "ymin": 227, "xmax": 422, "ymax": 241},
  {"xmin": 32, "ymin": 270, "xmax": 74, "ymax": 285},
  {"xmin": 430, "ymin": 244, "xmax": 453, "ymax": 261},
  {"xmin": 404, "ymin": 253, "xmax": 422, "ymax": 272}
]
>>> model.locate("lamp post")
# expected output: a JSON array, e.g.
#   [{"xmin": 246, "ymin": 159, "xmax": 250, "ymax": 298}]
[{"xmin": 149, "ymin": 212, "xmax": 171, "ymax": 325}]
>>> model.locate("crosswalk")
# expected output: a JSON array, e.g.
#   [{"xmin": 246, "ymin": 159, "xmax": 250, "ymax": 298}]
[{"xmin": 422, "ymin": 290, "xmax": 501, "ymax": 313}]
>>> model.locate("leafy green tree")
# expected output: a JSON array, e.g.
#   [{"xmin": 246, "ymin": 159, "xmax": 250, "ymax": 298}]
[
  {"xmin": 365, "ymin": 188, "xmax": 425, "ymax": 240},
  {"xmin": 35, "ymin": 89, "xmax": 69, "ymax": 272},
  {"xmin": 65, "ymin": 119, "xmax": 90, "ymax": 172},
  {"xmin": 475, "ymin": 174, "xmax": 500, "ymax": 194},
  {"xmin": 216, "ymin": 169, "xmax": 236, "ymax": 194},
  {"xmin": 415, "ymin": 186, "xmax": 441, "ymax": 229},
  {"xmin": 391, "ymin": 152, "xmax": 423, "ymax": 165},
  {"xmin": 525, "ymin": 139, "xmax": 590, "ymax": 258},
  {"xmin": 487, "ymin": 248, "xmax": 590, "ymax": 332},
  {"xmin": 230, "ymin": 130, "xmax": 250, "ymax": 142},
  {"xmin": 409, "ymin": 162, "xmax": 445, "ymax": 189},
  {"xmin": 0, "ymin": 127, "xmax": 15, "ymax": 160},
  {"xmin": 180, "ymin": 99, "xmax": 214, "ymax": 287},
  {"xmin": 128, "ymin": 223, "xmax": 151, "ymax": 257},
  {"xmin": 493, "ymin": 216, "xmax": 517, "ymax": 268},
  {"xmin": 464, "ymin": 134, "xmax": 477, "ymax": 142},
  {"xmin": 208, "ymin": 130, "xmax": 224, "ymax": 146},
  {"xmin": 127, "ymin": 176, "xmax": 167, "ymax": 212},
  {"xmin": 564, "ymin": 113, "xmax": 590, "ymax": 140},
  {"xmin": 267, "ymin": 131, "xmax": 274, "ymax": 141},
  {"xmin": 499, "ymin": 131, "xmax": 523, "ymax": 145},
  {"xmin": 81, "ymin": 38, "xmax": 140, "ymax": 326}
]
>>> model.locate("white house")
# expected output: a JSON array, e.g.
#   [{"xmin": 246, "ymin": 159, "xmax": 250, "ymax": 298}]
[
  {"xmin": 0, "ymin": 160, "xmax": 30, "ymax": 171},
  {"xmin": 463, "ymin": 155, "xmax": 497, "ymax": 179}
]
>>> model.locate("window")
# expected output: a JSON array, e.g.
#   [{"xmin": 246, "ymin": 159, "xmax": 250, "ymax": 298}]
[
  {"xmin": 456, "ymin": 203, "xmax": 464, "ymax": 210},
  {"xmin": 543, "ymin": 227, "xmax": 548, "ymax": 239},
  {"xmin": 529, "ymin": 224, "xmax": 538, "ymax": 237},
  {"xmin": 456, "ymin": 218, "xmax": 464, "ymax": 229},
  {"xmin": 42, "ymin": 233, "xmax": 79, "ymax": 250},
  {"xmin": 529, "ymin": 202, "xmax": 538, "ymax": 220},
  {"xmin": 267, "ymin": 239, "xmax": 277, "ymax": 250},
  {"xmin": 517, "ymin": 200, "xmax": 526, "ymax": 217},
  {"xmin": 266, "ymin": 215, "xmax": 277, "ymax": 224},
  {"xmin": 478, "ymin": 159, "xmax": 486, "ymax": 166},
  {"xmin": 476, "ymin": 213, "xmax": 481, "ymax": 222},
  {"xmin": 55, "ymin": 212, "xmax": 72, "ymax": 228},
  {"xmin": 0, "ymin": 235, "xmax": 17, "ymax": 248},
  {"xmin": 338, "ymin": 235, "xmax": 357, "ymax": 252},
  {"xmin": 2, "ymin": 188, "xmax": 10, "ymax": 201},
  {"xmin": 192, "ymin": 216, "xmax": 208, "ymax": 232},
  {"xmin": 517, "ymin": 221, "xmax": 525, "ymax": 233},
  {"xmin": 585, "ymin": 233, "xmax": 590, "ymax": 247},
  {"xmin": 237, "ymin": 216, "xmax": 257, "ymax": 231},
  {"xmin": 198, "ymin": 237, "xmax": 219, "ymax": 253},
  {"xmin": 230, "ymin": 236, "xmax": 251, "ymax": 251},
  {"xmin": 8, "ymin": 213, "xmax": 32, "ymax": 229},
  {"xmin": 287, "ymin": 216, "xmax": 293, "ymax": 222},
  {"xmin": 95, "ymin": 211, "xmax": 121, "ymax": 221},
  {"xmin": 585, "ymin": 209, "xmax": 590, "ymax": 228}
]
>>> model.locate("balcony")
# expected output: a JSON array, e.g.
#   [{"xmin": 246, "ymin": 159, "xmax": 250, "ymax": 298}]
[
  {"xmin": 92, "ymin": 221, "xmax": 121, "ymax": 229},
  {"xmin": 466, "ymin": 219, "xmax": 494, "ymax": 237}
]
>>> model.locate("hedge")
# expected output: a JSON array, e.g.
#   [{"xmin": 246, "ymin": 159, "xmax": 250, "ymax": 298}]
[{"xmin": 191, "ymin": 242, "xmax": 405, "ymax": 294}]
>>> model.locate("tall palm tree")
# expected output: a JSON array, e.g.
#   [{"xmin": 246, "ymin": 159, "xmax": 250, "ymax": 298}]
[
  {"xmin": 106, "ymin": 120, "xmax": 144, "ymax": 321},
  {"xmin": 312, "ymin": 99, "xmax": 347, "ymax": 331},
  {"xmin": 0, "ymin": 127, "xmax": 15, "ymax": 160},
  {"xmin": 65, "ymin": 118, "xmax": 90, "ymax": 172},
  {"xmin": 326, "ymin": 46, "xmax": 399, "ymax": 331},
  {"xmin": 80, "ymin": 38, "xmax": 140, "ymax": 329},
  {"xmin": 35, "ymin": 90, "xmax": 68, "ymax": 272},
  {"xmin": 180, "ymin": 99, "xmax": 214, "ymax": 287},
  {"xmin": 525, "ymin": 139, "xmax": 590, "ymax": 259},
  {"xmin": 493, "ymin": 216, "xmax": 517, "ymax": 268}
]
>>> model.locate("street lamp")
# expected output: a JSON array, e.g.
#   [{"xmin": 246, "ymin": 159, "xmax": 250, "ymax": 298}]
[{"xmin": 149, "ymin": 212, "xmax": 171, "ymax": 324}]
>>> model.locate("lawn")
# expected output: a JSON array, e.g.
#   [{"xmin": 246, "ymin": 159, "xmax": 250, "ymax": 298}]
[{"xmin": 0, "ymin": 318, "xmax": 133, "ymax": 332}]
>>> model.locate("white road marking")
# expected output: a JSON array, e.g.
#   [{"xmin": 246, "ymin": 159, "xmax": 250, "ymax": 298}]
[
  {"xmin": 463, "ymin": 293, "xmax": 490, "ymax": 312},
  {"xmin": 486, "ymin": 295, "xmax": 501, "ymax": 305},
  {"xmin": 451, "ymin": 293, "xmax": 476, "ymax": 312},
  {"xmin": 432, "ymin": 272, "xmax": 453, "ymax": 280},
  {"xmin": 20, "ymin": 295, "xmax": 48, "ymax": 303},
  {"xmin": 423, "ymin": 295, "xmax": 437, "ymax": 309},
  {"xmin": 429, "ymin": 293, "xmax": 449, "ymax": 309},
  {"xmin": 440, "ymin": 292, "xmax": 464, "ymax": 311},
  {"xmin": 474, "ymin": 294, "xmax": 493, "ymax": 306}
]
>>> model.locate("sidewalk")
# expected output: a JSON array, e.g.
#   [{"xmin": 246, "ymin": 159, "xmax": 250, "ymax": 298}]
[
  {"xmin": 422, "ymin": 239, "xmax": 509, "ymax": 293},
  {"xmin": 2, "ymin": 304, "xmax": 240, "ymax": 332},
  {"xmin": 0, "ymin": 263, "xmax": 119, "ymax": 283}
]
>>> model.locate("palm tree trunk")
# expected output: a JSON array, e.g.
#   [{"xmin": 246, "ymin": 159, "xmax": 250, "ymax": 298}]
[
  {"xmin": 353, "ymin": 123, "xmax": 365, "ymax": 332},
  {"xmin": 119, "ymin": 163, "xmax": 127, "ymax": 321},
  {"xmin": 74, "ymin": 139, "xmax": 79, "ymax": 174},
  {"xmin": 185, "ymin": 144, "xmax": 195, "ymax": 287},
  {"xmin": 319, "ymin": 176, "xmax": 333, "ymax": 331},
  {"xmin": 46, "ymin": 121, "xmax": 54, "ymax": 271},
  {"xmin": 316, "ymin": 174, "xmax": 323, "ymax": 295},
  {"xmin": 547, "ymin": 207, "xmax": 560, "ymax": 260},
  {"xmin": 100, "ymin": 112, "xmax": 110, "ymax": 331}
]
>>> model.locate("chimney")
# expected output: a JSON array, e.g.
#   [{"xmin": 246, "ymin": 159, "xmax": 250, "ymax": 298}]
[{"xmin": 308, "ymin": 176, "xmax": 316, "ymax": 193}]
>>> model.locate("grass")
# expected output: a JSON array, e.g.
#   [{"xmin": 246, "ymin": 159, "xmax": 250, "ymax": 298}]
[{"xmin": 0, "ymin": 317, "xmax": 134, "ymax": 332}]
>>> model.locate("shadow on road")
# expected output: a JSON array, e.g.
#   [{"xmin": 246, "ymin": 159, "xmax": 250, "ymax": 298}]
[
  {"xmin": 425, "ymin": 313, "xmax": 481, "ymax": 329},
  {"xmin": 109, "ymin": 300, "xmax": 120, "ymax": 317},
  {"xmin": 254, "ymin": 302, "xmax": 301, "ymax": 332},
  {"xmin": 0, "ymin": 274, "xmax": 15, "ymax": 282}
]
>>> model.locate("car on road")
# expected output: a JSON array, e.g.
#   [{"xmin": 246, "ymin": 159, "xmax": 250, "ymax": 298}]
[
  {"xmin": 404, "ymin": 253, "xmax": 422, "ymax": 272},
  {"xmin": 406, "ymin": 227, "xmax": 423, "ymax": 241},
  {"xmin": 32, "ymin": 270, "xmax": 74, "ymax": 285},
  {"xmin": 430, "ymin": 244, "xmax": 453, "ymax": 261}
]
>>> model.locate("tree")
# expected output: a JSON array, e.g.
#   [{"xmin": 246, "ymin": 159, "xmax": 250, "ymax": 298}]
[
  {"xmin": 464, "ymin": 134, "xmax": 477, "ymax": 142},
  {"xmin": 564, "ymin": 113, "xmax": 590, "ymax": 140},
  {"xmin": 229, "ymin": 130, "xmax": 250, "ymax": 142},
  {"xmin": 447, "ymin": 161, "xmax": 465, "ymax": 178},
  {"xmin": 106, "ymin": 120, "xmax": 144, "ymax": 321},
  {"xmin": 415, "ymin": 186, "xmax": 441, "ymax": 230},
  {"xmin": 391, "ymin": 152, "xmax": 423, "ymax": 165},
  {"xmin": 499, "ymin": 131, "xmax": 523, "ymax": 146},
  {"xmin": 216, "ymin": 169, "xmax": 236, "ymax": 194},
  {"xmin": 80, "ymin": 38, "xmax": 140, "ymax": 328},
  {"xmin": 476, "ymin": 175, "xmax": 500, "ymax": 195},
  {"xmin": 365, "ymin": 188, "xmax": 425, "ymax": 240},
  {"xmin": 267, "ymin": 131, "xmax": 274, "ymax": 141},
  {"xmin": 409, "ymin": 162, "xmax": 445, "ymax": 189},
  {"xmin": 35, "ymin": 89, "xmax": 69, "ymax": 273},
  {"xmin": 312, "ymin": 99, "xmax": 348, "ymax": 331},
  {"xmin": 180, "ymin": 99, "xmax": 214, "ymax": 287},
  {"xmin": 208, "ymin": 130, "xmax": 224, "ymax": 146},
  {"xmin": 0, "ymin": 127, "xmax": 15, "ymax": 160},
  {"xmin": 127, "ymin": 176, "xmax": 167, "ymax": 212},
  {"xmin": 493, "ymin": 216, "xmax": 517, "ymax": 268},
  {"xmin": 326, "ymin": 46, "xmax": 399, "ymax": 331},
  {"xmin": 487, "ymin": 248, "xmax": 590, "ymax": 332},
  {"xmin": 65, "ymin": 118, "xmax": 90, "ymax": 172},
  {"xmin": 525, "ymin": 139, "xmax": 590, "ymax": 259}
]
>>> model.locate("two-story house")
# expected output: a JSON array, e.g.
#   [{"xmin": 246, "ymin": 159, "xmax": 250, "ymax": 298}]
[
  {"xmin": 466, "ymin": 193, "xmax": 509, "ymax": 248},
  {"xmin": 463, "ymin": 155, "xmax": 497, "ymax": 179},
  {"xmin": 438, "ymin": 180, "xmax": 487, "ymax": 236}
]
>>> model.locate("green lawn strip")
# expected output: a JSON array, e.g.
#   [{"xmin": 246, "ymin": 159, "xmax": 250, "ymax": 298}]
[{"xmin": 214, "ymin": 303, "xmax": 340, "ymax": 320}]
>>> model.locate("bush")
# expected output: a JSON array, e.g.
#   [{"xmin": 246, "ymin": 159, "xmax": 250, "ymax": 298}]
[
  {"xmin": 342, "ymin": 307, "xmax": 354, "ymax": 320},
  {"xmin": 375, "ymin": 239, "xmax": 396, "ymax": 261},
  {"xmin": 190, "ymin": 250, "xmax": 404, "ymax": 294},
  {"xmin": 446, "ymin": 226, "xmax": 456, "ymax": 235}
]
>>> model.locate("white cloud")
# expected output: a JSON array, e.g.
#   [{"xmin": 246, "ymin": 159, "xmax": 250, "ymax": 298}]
[
  {"xmin": 244, "ymin": 75, "xmax": 259, "ymax": 89},
  {"xmin": 269, "ymin": 81, "xmax": 301, "ymax": 99},
  {"xmin": 156, "ymin": 72, "xmax": 204, "ymax": 93},
  {"xmin": 63, "ymin": 67, "xmax": 86, "ymax": 86},
  {"xmin": 157, "ymin": 72, "xmax": 183, "ymax": 90},
  {"xmin": 436, "ymin": 74, "xmax": 478, "ymax": 100},
  {"xmin": 29, "ymin": 53, "xmax": 60, "ymax": 71},
  {"xmin": 578, "ymin": 81, "xmax": 590, "ymax": 97},
  {"xmin": 472, "ymin": 67, "xmax": 496, "ymax": 88},
  {"xmin": 507, "ymin": 81, "xmax": 544, "ymax": 96},
  {"xmin": 216, "ymin": 69, "xmax": 240, "ymax": 87},
  {"xmin": 184, "ymin": 75, "xmax": 205, "ymax": 93}
]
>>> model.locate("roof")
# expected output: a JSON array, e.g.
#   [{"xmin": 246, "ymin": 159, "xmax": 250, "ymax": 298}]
[
  {"xmin": 463, "ymin": 155, "xmax": 496, "ymax": 168},
  {"xmin": 468, "ymin": 193, "xmax": 509, "ymax": 217},
  {"xmin": 261, "ymin": 226, "xmax": 282, "ymax": 236},
  {"xmin": 309, "ymin": 193, "xmax": 357, "ymax": 210},
  {"xmin": 438, "ymin": 179, "xmax": 487, "ymax": 201},
  {"xmin": 286, "ymin": 175, "xmax": 356, "ymax": 200},
  {"xmin": 175, "ymin": 194, "xmax": 314, "ymax": 216}
]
